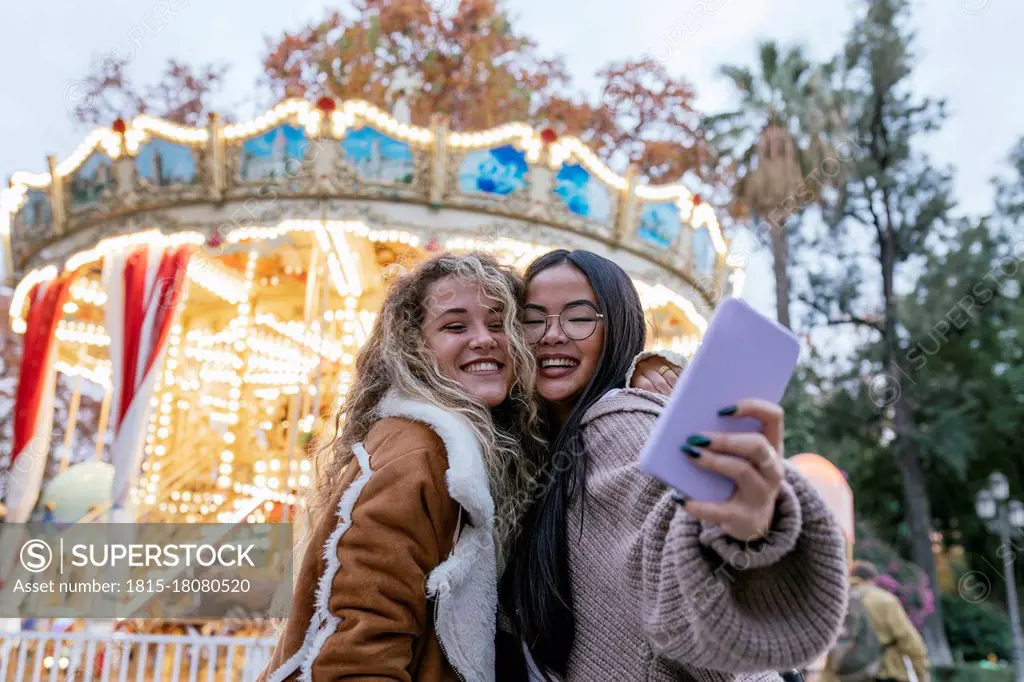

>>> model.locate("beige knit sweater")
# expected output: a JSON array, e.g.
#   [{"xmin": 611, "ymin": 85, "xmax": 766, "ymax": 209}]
[{"xmin": 556, "ymin": 388, "xmax": 849, "ymax": 681}]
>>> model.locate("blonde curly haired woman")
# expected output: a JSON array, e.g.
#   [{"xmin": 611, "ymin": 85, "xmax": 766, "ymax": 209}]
[{"xmin": 259, "ymin": 252, "xmax": 546, "ymax": 682}]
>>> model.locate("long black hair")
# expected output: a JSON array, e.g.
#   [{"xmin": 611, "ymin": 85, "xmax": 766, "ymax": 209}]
[{"xmin": 501, "ymin": 249, "xmax": 646, "ymax": 677}]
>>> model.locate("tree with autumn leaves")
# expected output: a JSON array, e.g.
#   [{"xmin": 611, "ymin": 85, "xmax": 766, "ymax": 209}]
[{"xmin": 72, "ymin": 0, "xmax": 715, "ymax": 189}]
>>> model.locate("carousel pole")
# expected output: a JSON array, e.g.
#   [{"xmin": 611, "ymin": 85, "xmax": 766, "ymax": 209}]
[
  {"xmin": 59, "ymin": 346, "xmax": 90, "ymax": 472},
  {"xmin": 285, "ymin": 242, "xmax": 321, "ymax": 523},
  {"xmin": 303, "ymin": 206, "xmax": 329, "ymax": 423},
  {"xmin": 0, "ymin": 226, "xmax": 14, "ymax": 288},
  {"xmin": 94, "ymin": 385, "xmax": 112, "ymax": 461},
  {"xmin": 60, "ymin": 372, "xmax": 84, "ymax": 472},
  {"xmin": 311, "ymin": 245, "xmax": 330, "ymax": 433}
]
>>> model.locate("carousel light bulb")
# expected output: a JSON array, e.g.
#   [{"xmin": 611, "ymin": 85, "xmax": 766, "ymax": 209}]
[
  {"xmin": 219, "ymin": 463, "xmax": 233, "ymax": 475},
  {"xmin": 221, "ymin": 451, "xmax": 234, "ymax": 463},
  {"xmin": 217, "ymin": 475, "xmax": 232, "ymax": 489},
  {"xmin": 264, "ymin": 501, "xmax": 274, "ymax": 512},
  {"xmin": 268, "ymin": 477, "xmax": 280, "ymax": 490},
  {"xmin": 182, "ymin": 491, "xmax": 191, "ymax": 502},
  {"xmin": 299, "ymin": 474, "xmax": 311, "ymax": 488},
  {"xmin": 300, "ymin": 460, "xmax": 311, "ymax": 472},
  {"xmin": 254, "ymin": 474, "xmax": 266, "ymax": 487}
]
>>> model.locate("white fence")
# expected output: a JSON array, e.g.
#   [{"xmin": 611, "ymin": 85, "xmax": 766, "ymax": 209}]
[{"xmin": 0, "ymin": 631, "xmax": 276, "ymax": 682}]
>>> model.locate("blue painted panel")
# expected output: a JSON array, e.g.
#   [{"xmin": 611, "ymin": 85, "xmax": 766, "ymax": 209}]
[
  {"xmin": 693, "ymin": 226, "xmax": 716, "ymax": 275},
  {"xmin": 136, "ymin": 138, "xmax": 197, "ymax": 186},
  {"xmin": 69, "ymin": 152, "xmax": 115, "ymax": 208},
  {"xmin": 637, "ymin": 201, "xmax": 681, "ymax": 249},
  {"xmin": 240, "ymin": 124, "xmax": 310, "ymax": 181},
  {"xmin": 458, "ymin": 145, "xmax": 528, "ymax": 196},
  {"xmin": 553, "ymin": 164, "xmax": 611, "ymax": 223},
  {"xmin": 341, "ymin": 126, "xmax": 415, "ymax": 184}
]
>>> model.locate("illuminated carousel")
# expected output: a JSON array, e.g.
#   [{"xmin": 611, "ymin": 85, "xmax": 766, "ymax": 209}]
[{"xmin": 0, "ymin": 96, "xmax": 739, "ymax": 652}]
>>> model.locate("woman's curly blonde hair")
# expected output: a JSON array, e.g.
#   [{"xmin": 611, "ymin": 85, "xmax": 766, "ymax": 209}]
[{"xmin": 308, "ymin": 251, "xmax": 546, "ymax": 569}]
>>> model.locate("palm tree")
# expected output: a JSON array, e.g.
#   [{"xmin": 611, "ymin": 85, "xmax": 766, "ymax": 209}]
[{"xmin": 708, "ymin": 42, "xmax": 844, "ymax": 330}]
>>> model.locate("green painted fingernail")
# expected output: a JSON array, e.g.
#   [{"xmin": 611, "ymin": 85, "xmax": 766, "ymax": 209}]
[
  {"xmin": 681, "ymin": 445, "xmax": 701, "ymax": 458},
  {"xmin": 687, "ymin": 435, "xmax": 711, "ymax": 447},
  {"xmin": 718, "ymin": 405, "xmax": 737, "ymax": 416}
]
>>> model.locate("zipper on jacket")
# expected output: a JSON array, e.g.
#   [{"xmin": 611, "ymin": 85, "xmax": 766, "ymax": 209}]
[
  {"xmin": 434, "ymin": 596, "xmax": 467, "ymax": 682},
  {"xmin": 434, "ymin": 508, "xmax": 468, "ymax": 682}
]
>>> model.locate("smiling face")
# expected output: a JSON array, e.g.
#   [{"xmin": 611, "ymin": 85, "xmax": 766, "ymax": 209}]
[
  {"xmin": 420, "ymin": 275, "xmax": 512, "ymax": 408},
  {"xmin": 524, "ymin": 262, "xmax": 605, "ymax": 421}
]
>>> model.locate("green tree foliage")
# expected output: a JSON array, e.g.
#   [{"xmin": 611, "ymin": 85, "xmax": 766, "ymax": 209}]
[
  {"xmin": 799, "ymin": 0, "xmax": 957, "ymax": 660},
  {"xmin": 941, "ymin": 593, "xmax": 1013, "ymax": 663},
  {"xmin": 789, "ymin": 139, "xmax": 1024, "ymax": 659}
]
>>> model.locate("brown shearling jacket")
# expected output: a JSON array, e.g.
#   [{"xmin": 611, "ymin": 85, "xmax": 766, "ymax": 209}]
[{"xmin": 259, "ymin": 393, "xmax": 501, "ymax": 682}]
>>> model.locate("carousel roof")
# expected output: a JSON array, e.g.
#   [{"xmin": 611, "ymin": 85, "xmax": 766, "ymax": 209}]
[{"xmin": 2, "ymin": 97, "xmax": 740, "ymax": 316}]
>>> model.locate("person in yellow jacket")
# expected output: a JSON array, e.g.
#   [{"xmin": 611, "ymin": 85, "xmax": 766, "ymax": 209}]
[{"xmin": 823, "ymin": 561, "xmax": 930, "ymax": 682}]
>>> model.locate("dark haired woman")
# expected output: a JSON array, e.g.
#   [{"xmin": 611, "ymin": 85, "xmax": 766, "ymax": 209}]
[{"xmin": 501, "ymin": 249, "xmax": 849, "ymax": 681}]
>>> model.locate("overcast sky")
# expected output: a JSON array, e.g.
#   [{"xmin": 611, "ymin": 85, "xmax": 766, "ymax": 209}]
[{"xmin": 2, "ymin": 0, "xmax": 1021, "ymax": 318}]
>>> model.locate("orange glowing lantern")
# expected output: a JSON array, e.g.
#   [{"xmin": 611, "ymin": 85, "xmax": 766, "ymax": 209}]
[
  {"xmin": 789, "ymin": 453, "xmax": 855, "ymax": 682},
  {"xmin": 788, "ymin": 453, "xmax": 854, "ymax": 564}
]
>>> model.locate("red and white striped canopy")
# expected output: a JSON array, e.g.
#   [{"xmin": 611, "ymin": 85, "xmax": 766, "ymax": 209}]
[
  {"xmin": 5, "ymin": 275, "xmax": 73, "ymax": 523},
  {"xmin": 102, "ymin": 243, "xmax": 193, "ymax": 520}
]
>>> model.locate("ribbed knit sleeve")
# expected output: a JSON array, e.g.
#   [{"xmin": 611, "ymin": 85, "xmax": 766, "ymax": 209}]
[
  {"xmin": 695, "ymin": 465, "xmax": 803, "ymax": 570},
  {"xmin": 579, "ymin": 390, "xmax": 849, "ymax": 675},
  {"xmin": 624, "ymin": 349, "xmax": 687, "ymax": 386}
]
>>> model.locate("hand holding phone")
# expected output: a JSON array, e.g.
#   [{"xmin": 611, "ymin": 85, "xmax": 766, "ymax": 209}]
[{"xmin": 637, "ymin": 298, "xmax": 801, "ymax": 502}]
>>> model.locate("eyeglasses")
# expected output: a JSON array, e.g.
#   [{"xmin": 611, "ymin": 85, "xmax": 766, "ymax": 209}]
[{"xmin": 523, "ymin": 303, "xmax": 604, "ymax": 343}]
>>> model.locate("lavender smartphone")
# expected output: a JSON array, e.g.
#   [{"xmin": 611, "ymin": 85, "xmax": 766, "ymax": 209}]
[{"xmin": 638, "ymin": 298, "xmax": 801, "ymax": 502}]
